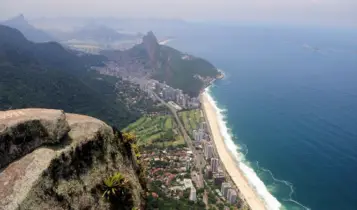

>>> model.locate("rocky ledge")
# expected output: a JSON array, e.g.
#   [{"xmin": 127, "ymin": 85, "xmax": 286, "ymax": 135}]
[{"xmin": 0, "ymin": 109, "xmax": 145, "ymax": 210}]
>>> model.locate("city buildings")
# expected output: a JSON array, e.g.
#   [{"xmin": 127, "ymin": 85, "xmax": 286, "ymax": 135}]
[
  {"xmin": 211, "ymin": 158, "xmax": 219, "ymax": 173},
  {"xmin": 189, "ymin": 187, "xmax": 197, "ymax": 201},
  {"xmin": 213, "ymin": 173, "xmax": 225, "ymax": 186},
  {"xmin": 183, "ymin": 179, "xmax": 194, "ymax": 189},
  {"xmin": 144, "ymin": 79, "xmax": 200, "ymax": 109},
  {"xmin": 204, "ymin": 142, "xmax": 214, "ymax": 159},
  {"xmin": 193, "ymin": 130, "xmax": 198, "ymax": 141},
  {"xmin": 205, "ymin": 166, "xmax": 213, "ymax": 179},
  {"xmin": 193, "ymin": 129, "xmax": 205, "ymax": 142},
  {"xmin": 186, "ymin": 160, "xmax": 191, "ymax": 171},
  {"xmin": 227, "ymin": 189, "xmax": 237, "ymax": 204},
  {"xmin": 200, "ymin": 122, "xmax": 207, "ymax": 131},
  {"xmin": 221, "ymin": 182, "xmax": 232, "ymax": 198}
]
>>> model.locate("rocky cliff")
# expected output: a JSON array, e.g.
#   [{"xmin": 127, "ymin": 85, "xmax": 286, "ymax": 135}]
[
  {"xmin": 0, "ymin": 109, "xmax": 146, "ymax": 210},
  {"xmin": 142, "ymin": 31, "xmax": 160, "ymax": 65}
]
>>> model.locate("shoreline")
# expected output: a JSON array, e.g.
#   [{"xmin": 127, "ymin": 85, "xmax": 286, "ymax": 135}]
[
  {"xmin": 200, "ymin": 92, "xmax": 266, "ymax": 210},
  {"xmin": 159, "ymin": 39, "xmax": 174, "ymax": 45}
]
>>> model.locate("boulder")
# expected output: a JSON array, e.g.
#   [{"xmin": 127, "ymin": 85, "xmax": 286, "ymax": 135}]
[
  {"xmin": 0, "ymin": 109, "xmax": 145, "ymax": 210},
  {"xmin": 0, "ymin": 109, "xmax": 70, "ymax": 169}
]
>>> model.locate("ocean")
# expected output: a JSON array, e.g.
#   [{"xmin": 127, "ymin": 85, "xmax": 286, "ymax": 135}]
[{"xmin": 167, "ymin": 24, "xmax": 357, "ymax": 210}]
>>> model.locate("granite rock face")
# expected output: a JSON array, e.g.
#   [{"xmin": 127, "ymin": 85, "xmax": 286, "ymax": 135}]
[
  {"xmin": 142, "ymin": 31, "xmax": 159, "ymax": 64},
  {"xmin": 0, "ymin": 109, "xmax": 145, "ymax": 210},
  {"xmin": 0, "ymin": 109, "xmax": 70, "ymax": 169}
]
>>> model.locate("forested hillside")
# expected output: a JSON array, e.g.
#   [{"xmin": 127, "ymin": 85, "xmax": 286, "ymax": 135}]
[{"xmin": 0, "ymin": 25, "xmax": 154, "ymax": 128}]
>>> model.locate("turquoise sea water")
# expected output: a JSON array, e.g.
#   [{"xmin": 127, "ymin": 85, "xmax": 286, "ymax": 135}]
[{"xmin": 167, "ymin": 25, "xmax": 357, "ymax": 210}]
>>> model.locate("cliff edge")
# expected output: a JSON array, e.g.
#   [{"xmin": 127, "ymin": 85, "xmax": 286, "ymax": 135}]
[{"xmin": 0, "ymin": 109, "xmax": 145, "ymax": 210}]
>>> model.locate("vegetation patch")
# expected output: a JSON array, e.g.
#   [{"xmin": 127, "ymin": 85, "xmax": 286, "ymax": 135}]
[
  {"xmin": 178, "ymin": 109, "xmax": 203, "ymax": 138},
  {"xmin": 123, "ymin": 115, "xmax": 185, "ymax": 148},
  {"xmin": 102, "ymin": 172, "xmax": 134, "ymax": 209}
]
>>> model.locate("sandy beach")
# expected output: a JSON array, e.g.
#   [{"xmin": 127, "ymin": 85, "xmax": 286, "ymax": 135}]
[{"xmin": 200, "ymin": 93, "xmax": 266, "ymax": 210}]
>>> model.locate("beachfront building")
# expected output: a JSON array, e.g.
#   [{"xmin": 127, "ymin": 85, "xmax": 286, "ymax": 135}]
[
  {"xmin": 211, "ymin": 158, "xmax": 219, "ymax": 173},
  {"xmin": 188, "ymin": 97, "xmax": 200, "ymax": 108},
  {"xmin": 221, "ymin": 182, "xmax": 232, "ymax": 198},
  {"xmin": 193, "ymin": 129, "xmax": 206, "ymax": 142},
  {"xmin": 200, "ymin": 122, "xmax": 208, "ymax": 131},
  {"xmin": 189, "ymin": 187, "xmax": 197, "ymax": 201},
  {"xmin": 199, "ymin": 128, "xmax": 206, "ymax": 140},
  {"xmin": 213, "ymin": 173, "xmax": 225, "ymax": 186},
  {"xmin": 204, "ymin": 143, "xmax": 214, "ymax": 159},
  {"xmin": 227, "ymin": 189, "xmax": 238, "ymax": 204}
]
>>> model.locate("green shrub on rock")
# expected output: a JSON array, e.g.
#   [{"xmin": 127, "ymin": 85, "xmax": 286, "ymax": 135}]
[{"xmin": 102, "ymin": 172, "xmax": 130, "ymax": 201}]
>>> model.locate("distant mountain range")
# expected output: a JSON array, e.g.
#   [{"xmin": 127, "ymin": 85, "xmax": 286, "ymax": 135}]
[
  {"xmin": 63, "ymin": 24, "xmax": 140, "ymax": 43},
  {"xmin": 0, "ymin": 24, "xmax": 155, "ymax": 128},
  {"xmin": 31, "ymin": 17, "xmax": 190, "ymax": 37},
  {"xmin": 2, "ymin": 14, "xmax": 54, "ymax": 42},
  {"xmin": 1, "ymin": 15, "xmax": 141, "ymax": 47}
]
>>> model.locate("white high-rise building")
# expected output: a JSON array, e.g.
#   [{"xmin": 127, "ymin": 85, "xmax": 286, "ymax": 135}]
[
  {"xmin": 198, "ymin": 129, "xmax": 205, "ymax": 141},
  {"xmin": 211, "ymin": 158, "xmax": 219, "ymax": 173},
  {"xmin": 186, "ymin": 160, "xmax": 190, "ymax": 171},
  {"xmin": 193, "ymin": 129, "xmax": 205, "ymax": 142},
  {"xmin": 204, "ymin": 143, "xmax": 214, "ymax": 159},
  {"xmin": 227, "ymin": 189, "xmax": 237, "ymax": 204},
  {"xmin": 189, "ymin": 187, "xmax": 197, "ymax": 201},
  {"xmin": 193, "ymin": 130, "xmax": 198, "ymax": 141},
  {"xmin": 221, "ymin": 182, "xmax": 231, "ymax": 198}
]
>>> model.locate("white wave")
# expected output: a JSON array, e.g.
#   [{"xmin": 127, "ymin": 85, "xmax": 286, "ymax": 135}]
[
  {"xmin": 258, "ymin": 164, "xmax": 310, "ymax": 210},
  {"xmin": 204, "ymin": 87, "xmax": 282, "ymax": 210}
]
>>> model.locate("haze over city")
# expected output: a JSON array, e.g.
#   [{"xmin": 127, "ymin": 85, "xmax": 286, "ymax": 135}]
[{"xmin": 1, "ymin": 0, "xmax": 357, "ymax": 26}]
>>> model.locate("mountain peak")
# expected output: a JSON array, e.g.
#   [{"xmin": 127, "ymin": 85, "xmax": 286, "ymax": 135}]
[
  {"xmin": 15, "ymin": 14, "xmax": 25, "ymax": 21},
  {"xmin": 143, "ymin": 31, "xmax": 158, "ymax": 45},
  {"xmin": 142, "ymin": 31, "xmax": 159, "ymax": 64},
  {"xmin": 5, "ymin": 14, "xmax": 28, "ymax": 26},
  {"xmin": 2, "ymin": 14, "xmax": 54, "ymax": 42}
]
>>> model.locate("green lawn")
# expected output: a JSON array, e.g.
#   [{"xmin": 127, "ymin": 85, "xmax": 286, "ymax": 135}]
[
  {"xmin": 123, "ymin": 114, "xmax": 185, "ymax": 147},
  {"xmin": 164, "ymin": 117, "xmax": 173, "ymax": 129},
  {"xmin": 178, "ymin": 109, "xmax": 203, "ymax": 138}
]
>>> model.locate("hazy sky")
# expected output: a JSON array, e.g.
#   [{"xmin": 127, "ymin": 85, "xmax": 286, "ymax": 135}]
[{"xmin": 1, "ymin": 0, "xmax": 356, "ymax": 26}]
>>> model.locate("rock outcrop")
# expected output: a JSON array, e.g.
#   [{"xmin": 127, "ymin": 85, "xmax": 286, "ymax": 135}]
[
  {"xmin": 0, "ymin": 109, "xmax": 145, "ymax": 210},
  {"xmin": 0, "ymin": 109, "xmax": 70, "ymax": 169},
  {"xmin": 142, "ymin": 31, "xmax": 159, "ymax": 65}
]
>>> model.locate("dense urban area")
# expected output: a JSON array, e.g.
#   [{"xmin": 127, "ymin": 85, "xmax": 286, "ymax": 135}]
[
  {"xmin": 0, "ymin": 14, "xmax": 247, "ymax": 210},
  {"xmin": 124, "ymin": 104, "xmax": 248, "ymax": 210}
]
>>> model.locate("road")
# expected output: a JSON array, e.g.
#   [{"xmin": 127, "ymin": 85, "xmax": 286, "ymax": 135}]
[
  {"xmin": 151, "ymin": 91, "xmax": 213, "ymax": 208},
  {"xmin": 151, "ymin": 91, "xmax": 206, "ymax": 186}
]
